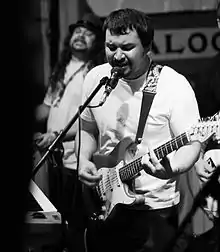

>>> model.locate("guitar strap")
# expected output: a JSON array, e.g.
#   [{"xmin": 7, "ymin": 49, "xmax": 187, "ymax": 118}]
[{"xmin": 135, "ymin": 61, "xmax": 163, "ymax": 144}]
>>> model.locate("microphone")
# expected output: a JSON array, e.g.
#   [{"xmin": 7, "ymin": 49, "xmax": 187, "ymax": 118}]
[{"xmin": 99, "ymin": 67, "xmax": 123, "ymax": 105}]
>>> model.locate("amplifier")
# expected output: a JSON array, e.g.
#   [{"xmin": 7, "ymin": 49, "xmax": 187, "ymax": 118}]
[{"xmin": 23, "ymin": 180, "xmax": 63, "ymax": 252}]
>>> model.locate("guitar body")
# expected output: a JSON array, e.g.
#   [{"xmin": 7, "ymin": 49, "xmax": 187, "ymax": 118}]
[
  {"xmin": 82, "ymin": 116, "xmax": 219, "ymax": 251},
  {"xmin": 83, "ymin": 136, "xmax": 145, "ymax": 224},
  {"xmin": 83, "ymin": 118, "xmax": 219, "ymax": 224}
]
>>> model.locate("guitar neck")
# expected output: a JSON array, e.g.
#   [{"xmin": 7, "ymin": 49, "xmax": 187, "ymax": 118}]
[{"xmin": 120, "ymin": 132, "xmax": 189, "ymax": 182}]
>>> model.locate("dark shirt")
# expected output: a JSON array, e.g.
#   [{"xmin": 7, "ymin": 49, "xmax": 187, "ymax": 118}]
[
  {"xmin": 195, "ymin": 52, "xmax": 220, "ymax": 118},
  {"xmin": 206, "ymin": 139, "xmax": 220, "ymax": 151}
]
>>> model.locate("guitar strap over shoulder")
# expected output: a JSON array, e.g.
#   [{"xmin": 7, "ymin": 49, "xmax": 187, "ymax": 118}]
[{"xmin": 135, "ymin": 61, "xmax": 163, "ymax": 144}]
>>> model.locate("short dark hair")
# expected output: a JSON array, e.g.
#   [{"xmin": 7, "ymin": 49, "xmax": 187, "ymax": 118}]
[{"xmin": 103, "ymin": 8, "xmax": 154, "ymax": 49}]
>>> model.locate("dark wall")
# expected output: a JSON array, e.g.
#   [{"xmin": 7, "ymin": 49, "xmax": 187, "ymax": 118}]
[
  {"xmin": 49, "ymin": 0, "xmax": 60, "ymax": 71},
  {"xmin": 150, "ymin": 10, "xmax": 219, "ymax": 80},
  {"xmin": 2, "ymin": 1, "xmax": 41, "ymax": 251},
  {"xmin": 148, "ymin": 10, "xmax": 220, "ymax": 118},
  {"xmin": 23, "ymin": 0, "xmax": 60, "ymax": 107},
  {"xmin": 5, "ymin": 1, "xmax": 55, "ymax": 250},
  {"xmin": 26, "ymin": 0, "xmax": 48, "ymax": 106}
]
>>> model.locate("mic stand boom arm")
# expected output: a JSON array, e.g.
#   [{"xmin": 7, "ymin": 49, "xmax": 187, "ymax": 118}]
[{"xmin": 32, "ymin": 76, "xmax": 108, "ymax": 177}]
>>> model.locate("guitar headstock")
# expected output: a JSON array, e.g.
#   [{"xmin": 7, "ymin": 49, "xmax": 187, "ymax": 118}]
[{"xmin": 188, "ymin": 118, "xmax": 220, "ymax": 144}]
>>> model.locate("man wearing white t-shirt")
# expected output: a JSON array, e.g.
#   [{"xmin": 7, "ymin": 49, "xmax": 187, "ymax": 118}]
[
  {"xmin": 34, "ymin": 13, "xmax": 105, "ymax": 252},
  {"xmin": 75, "ymin": 8, "xmax": 201, "ymax": 252}
]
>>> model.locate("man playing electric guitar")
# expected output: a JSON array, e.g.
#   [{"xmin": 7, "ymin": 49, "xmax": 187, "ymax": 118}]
[{"xmin": 75, "ymin": 8, "xmax": 203, "ymax": 252}]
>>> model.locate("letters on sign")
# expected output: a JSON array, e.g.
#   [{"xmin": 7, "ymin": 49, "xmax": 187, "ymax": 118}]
[{"xmin": 152, "ymin": 28, "xmax": 220, "ymax": 60}]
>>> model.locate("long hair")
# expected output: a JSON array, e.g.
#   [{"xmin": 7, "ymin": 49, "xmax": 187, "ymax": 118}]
[
  {"xmin": 103, "ymin": 8, "xmax": 154, "ymax": 50},
  {"xmin": 49, "ymin": 33, "xmax": 72, "ymax": 91},
  {"xmin": 49, "ymin": 27, "xmax": 105, "ymax": 92}
]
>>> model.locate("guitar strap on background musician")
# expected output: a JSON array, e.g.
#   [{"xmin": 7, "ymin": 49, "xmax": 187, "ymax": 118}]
[{"xmin": 135, "ymin": 61, "xmax": 163, "ymax": 144}]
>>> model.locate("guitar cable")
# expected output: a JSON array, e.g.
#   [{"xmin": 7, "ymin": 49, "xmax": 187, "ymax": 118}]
[
  {"xmin": 76, "ymin": 105, "xmax": 82, "ymax": 181},
  {"xmin": 72, "ymin": 105, "xmax": 82, "ymax": 208},
  {"xmin": 73, "ymin": 106, "xmax": 89, "ymax": 251},
  {"xmin": 76, "ymin": 106, "xmax": 89, "ymax": 251}
]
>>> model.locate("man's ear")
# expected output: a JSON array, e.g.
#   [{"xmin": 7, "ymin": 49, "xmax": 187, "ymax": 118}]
[
  {"xmin": 143, "ymin": 46, "xmax": 151, "ymax": 56},
  {"xmin": 143, "ymin": 50, "xmax": 151, "ymax": 59}
]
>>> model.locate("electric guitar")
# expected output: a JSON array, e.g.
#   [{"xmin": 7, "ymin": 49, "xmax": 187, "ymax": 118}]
[{"xmin": 83, "ymin": 119, "xmax": 219, "ymax": 224}]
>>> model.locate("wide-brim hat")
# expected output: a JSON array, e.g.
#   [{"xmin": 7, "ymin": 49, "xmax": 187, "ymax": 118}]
[{"xmin": 69, "ymin": 13, "xmax": 103, "ymax": 35}]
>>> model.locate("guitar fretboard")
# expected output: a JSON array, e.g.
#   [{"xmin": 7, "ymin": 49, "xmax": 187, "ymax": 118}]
[{"xmin": 119, "ymin": 132, "xmax": 189, "ymax": 182}]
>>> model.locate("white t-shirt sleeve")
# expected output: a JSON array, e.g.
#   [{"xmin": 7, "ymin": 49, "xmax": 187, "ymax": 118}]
[
  {"xmin": 80, "ymin": 69, "xmax": 97, "ymax": 122},
  {"xmin": 168, "ymin": 73, "xmax": 200, "ymax": 136},
  {"xmin": 43, "ymin": 86, "xmax": 53, "ymax": 107}
]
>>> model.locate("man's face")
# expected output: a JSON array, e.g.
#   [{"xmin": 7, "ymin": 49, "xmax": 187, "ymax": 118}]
[
  {"xmin": 105, "ymin": 28, "xmax": 148, "ymax": 79},
  {"xmin": 70, "ymin": 26, "xmax": 96, "ymax": 51}
]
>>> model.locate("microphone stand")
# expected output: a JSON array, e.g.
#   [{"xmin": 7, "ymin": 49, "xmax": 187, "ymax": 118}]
[
  {"xmin": 32, "ymin": 76, "xmax": 108, "ymax": 177},
  {"xmin": 30, "ymin": 76, "xmax": 109, "ymax": 251}
]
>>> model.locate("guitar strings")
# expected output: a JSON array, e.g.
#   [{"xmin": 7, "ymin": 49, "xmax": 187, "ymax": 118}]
[
  {"xmin": 119, "ymin": 121, "xmax": 218, "ymax": 179},
  {"xmin": 119, "ymin": 132, "xmax": 188, "ymax": 180}
]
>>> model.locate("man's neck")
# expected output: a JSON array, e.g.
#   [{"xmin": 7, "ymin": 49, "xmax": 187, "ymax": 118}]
[
  {"xmin": 71, "ymin": 51, "xmax": 90, "ymax": 63},
  {"xmin": 125, "ymin": 57, "xmax": 151, "ymax": 80}
]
